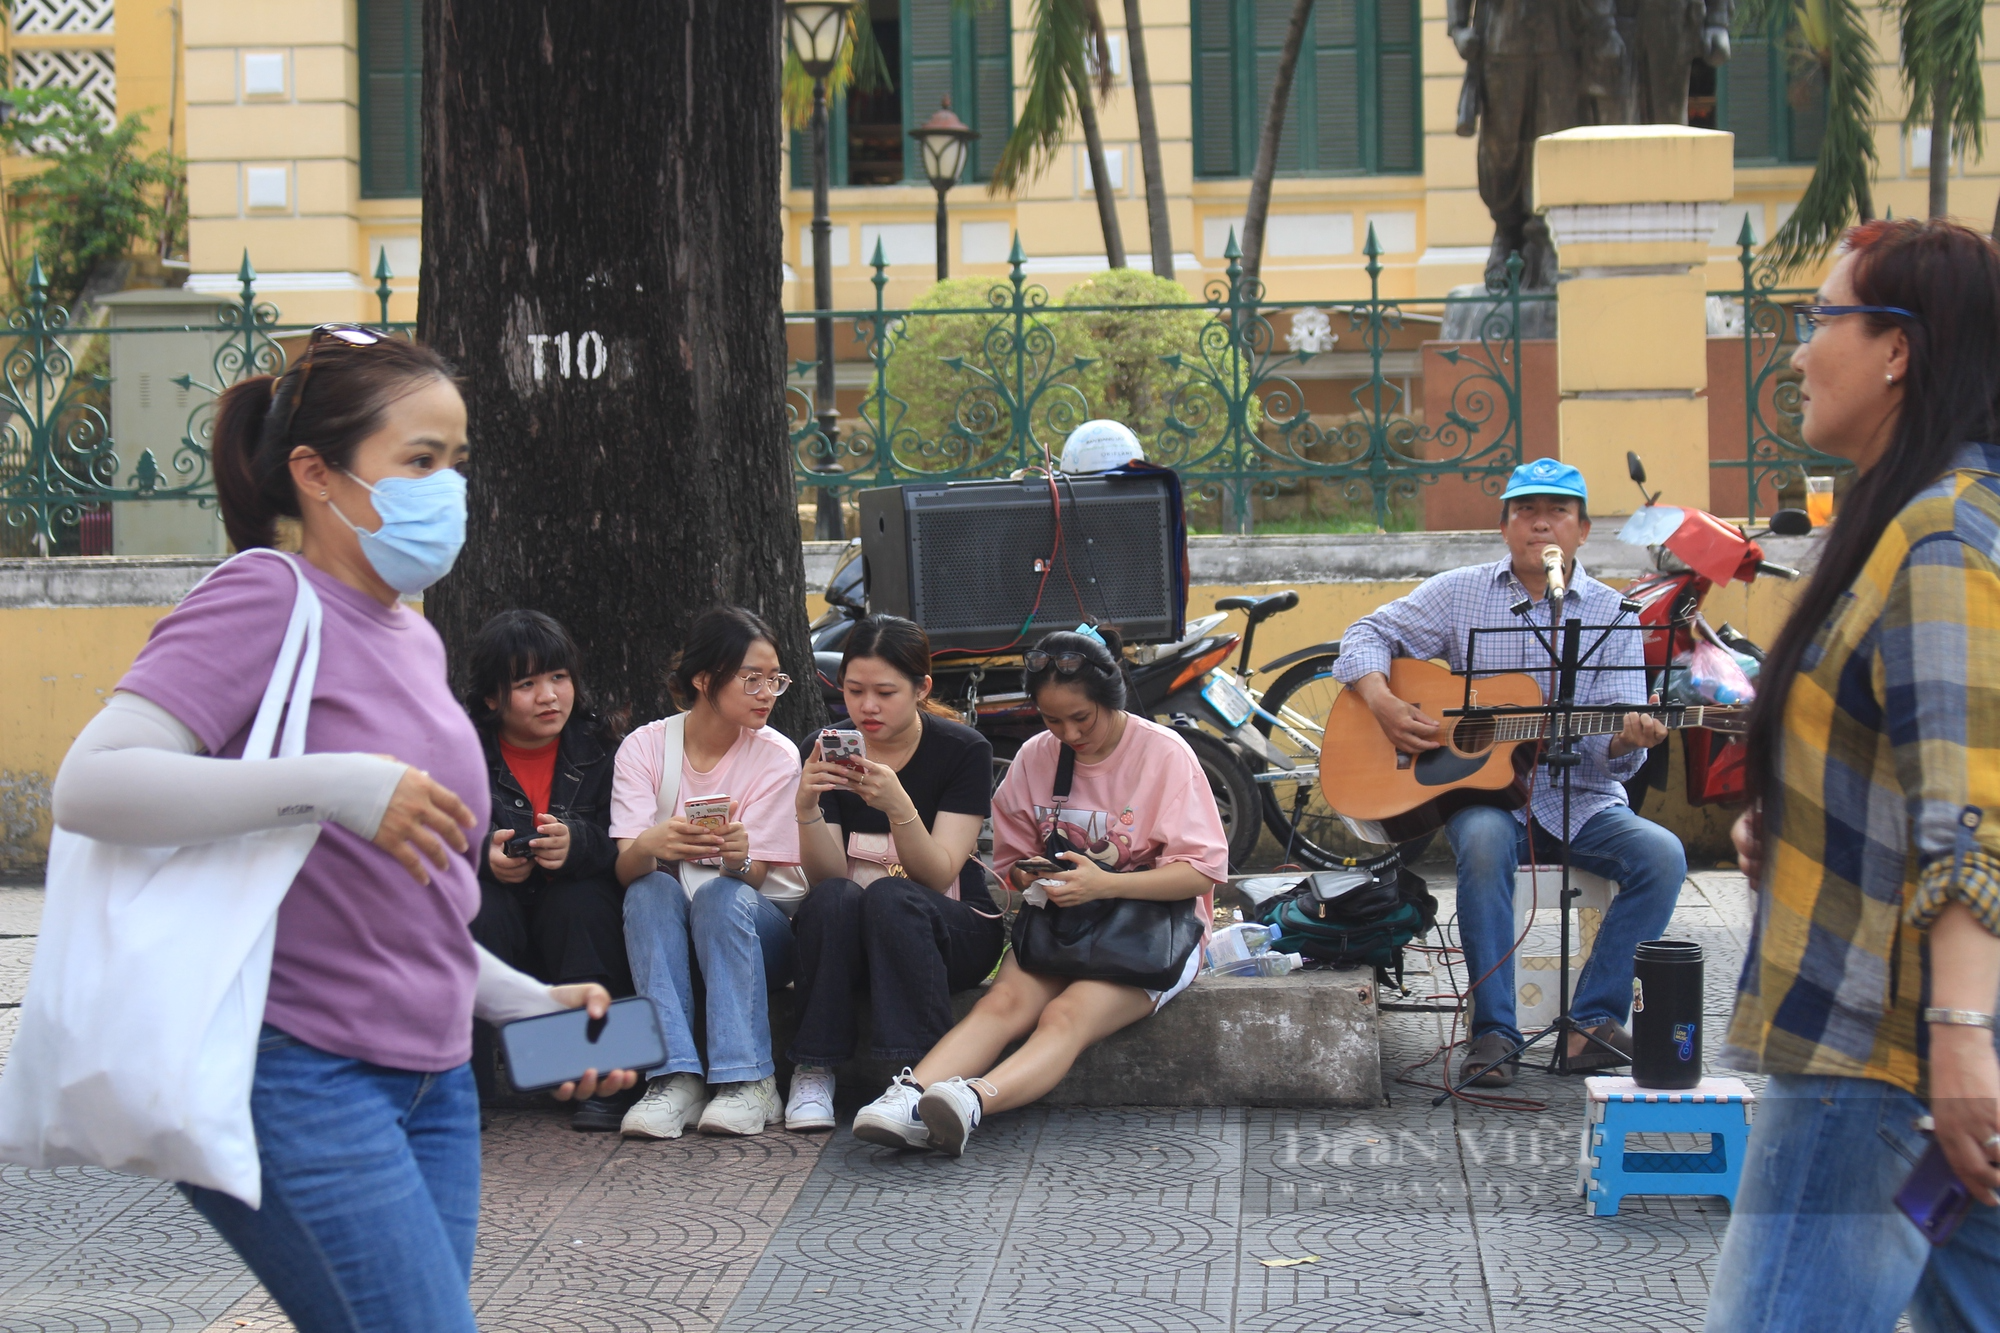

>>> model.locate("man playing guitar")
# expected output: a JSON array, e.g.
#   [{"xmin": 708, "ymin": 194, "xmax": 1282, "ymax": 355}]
[{"xmin": 1332, "ymin": 459, "xmax": 1683, "ymax": 1087}]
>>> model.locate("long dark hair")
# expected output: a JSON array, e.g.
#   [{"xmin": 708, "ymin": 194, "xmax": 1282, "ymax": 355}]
[
  {"xmin": 211, "ymin": 333, "xmax": 458, "ymax": 551},
  {"xmin": 840, "ymin": 615, "xmax": 954, "ymax": 718},
  {"xmin": 666, "ymin": 604, "xmax": 779, "ymax": 710},
  {"xmin": 1022, "ymin": 626, "xmax": 1130, "ymax": 712},
  {"xmin": 1747, "ymin": 219, "xmax": 2000, "ymax": 803},
  {"xmin": 463, "ymin": 609, "xmax": 616, "ymax": 742}
]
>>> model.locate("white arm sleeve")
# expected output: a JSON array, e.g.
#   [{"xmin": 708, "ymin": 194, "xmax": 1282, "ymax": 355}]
[
  {"xmin": 51, "ymin": 692, "xmax": 407, "ymax": 847},
  {"xmin": 473, "ymin": 945, "xmax": 564, "ymax": 1024}
]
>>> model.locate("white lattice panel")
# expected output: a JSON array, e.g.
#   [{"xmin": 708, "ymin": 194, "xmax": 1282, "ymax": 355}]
[
  {"xmin": 12, "ymin": 49, "xmax": 118, "ymax": 133},
  {"xmin": 10, "ymin": 0, "xmax": 114, "ymax": 35}
]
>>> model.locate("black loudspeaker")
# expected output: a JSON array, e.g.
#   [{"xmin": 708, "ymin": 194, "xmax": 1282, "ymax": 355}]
[{"xmin": 858, "ymin": 474, "xmax": 1181, "ymax": 651}]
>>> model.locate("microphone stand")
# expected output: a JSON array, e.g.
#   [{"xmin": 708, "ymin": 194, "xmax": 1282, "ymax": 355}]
[{"xmin": 1431, "ymin": 598, "xmax": 1643, "ymax": 1105}]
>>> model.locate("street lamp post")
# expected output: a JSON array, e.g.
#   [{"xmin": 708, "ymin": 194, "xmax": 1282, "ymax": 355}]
[
  {"xmin": 909, "ymin": 98, "xmax": 977, "ymax": 282},
  {"xmin": 784, "ymin": 2, "xmax": 849, "ymax": 541}
]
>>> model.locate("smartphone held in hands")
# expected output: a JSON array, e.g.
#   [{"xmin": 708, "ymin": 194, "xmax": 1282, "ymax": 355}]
[
  {"xmin": 684, "ymin": 795, "xmax": 732, "ymax": 832},
  {"xmin": 818, "ymin": 729, "xmax": 865, "ymax": 765},
  {"xmin": 499, "ymin": 997, "xmax": 665, "ymax": 1094},
  {"xmin": 1896, "ymin": 1138, "xmax": 1975, "ymax": 1245}
]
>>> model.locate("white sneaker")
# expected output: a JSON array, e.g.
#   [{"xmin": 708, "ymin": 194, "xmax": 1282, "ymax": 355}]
[
  {"xmin": 917, "ymin": 1076, "xmax": 993, "ymax": 1158},
  {"xmin": 620, "ymin": 1072, "xmax": 709, "ymax": 1140},
  {"xmin": 851, "ymin": 1069, "xmax": 929, "ymax": 1150},
  {"xmin": 697, "ymin": 1075, "xmax": 781, "ymax": 1136},
  {"xmin": 785, "ymin": 1066, "xmax": 837, "ymax": 1132}
]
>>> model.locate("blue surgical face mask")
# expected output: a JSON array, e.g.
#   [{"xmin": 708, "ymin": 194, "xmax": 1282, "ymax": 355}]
[{"xmin": 326, "ymin": 468, "xmax": 468, "ymax": 594}]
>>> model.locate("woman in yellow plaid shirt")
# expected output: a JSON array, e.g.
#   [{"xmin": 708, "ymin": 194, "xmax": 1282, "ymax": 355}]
[{"xmin": 1706, "ymin": 219, "xmax": 2000, "ymax": 1332}]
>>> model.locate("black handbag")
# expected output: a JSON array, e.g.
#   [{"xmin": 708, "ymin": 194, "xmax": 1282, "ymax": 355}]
[{"xmin": 1008, "ymin": 744, "xmax": 1205, "ymax": 991}]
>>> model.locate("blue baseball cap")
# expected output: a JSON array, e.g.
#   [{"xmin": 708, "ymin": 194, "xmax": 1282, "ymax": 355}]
[{"xmin": 1501, "ymin": 457, "xmax": 1589, "ymax": 503}]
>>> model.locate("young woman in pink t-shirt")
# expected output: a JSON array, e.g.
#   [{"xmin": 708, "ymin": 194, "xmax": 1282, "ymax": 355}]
[
  {"xmin": 854, "ymin": 628, "xmax": 1229, "ymax": 1157},
  {"xmin": 610, "ymin": 605, "xmax": 804, "ymax": 1139}
]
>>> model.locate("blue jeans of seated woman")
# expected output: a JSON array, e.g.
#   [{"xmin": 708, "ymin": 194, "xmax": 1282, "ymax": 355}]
[
  {"xmin": 624, "ymin": 870, "xmax": 796, "ymax": 1084},
  {"xmin": 180, "ymin": 1026, "xmax": 479, "ymax": 1333},
  {"xmin": 1705, "ymin": 1073, "xmax": 2000, "ymax": 1333}
]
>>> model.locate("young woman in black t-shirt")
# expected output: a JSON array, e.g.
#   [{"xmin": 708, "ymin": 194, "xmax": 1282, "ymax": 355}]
[{"xmin": 785, "ymin": 616, "xmax": 1002, "ymax": 1134}]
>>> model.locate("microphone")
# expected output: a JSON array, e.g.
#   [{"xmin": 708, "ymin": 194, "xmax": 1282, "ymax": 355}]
[{"xmin": 1541, "ymin": 545, "xmax": 1568, "ymax": 602}]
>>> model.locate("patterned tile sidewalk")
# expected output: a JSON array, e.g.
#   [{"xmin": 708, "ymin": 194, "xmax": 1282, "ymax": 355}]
[{"xmin": 0, "ymin": 871, "xmax": 1770, "ymax": 1332}]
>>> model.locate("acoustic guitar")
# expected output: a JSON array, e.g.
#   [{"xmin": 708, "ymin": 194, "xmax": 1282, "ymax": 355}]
[{"xmin": 1319, "ymin": 658, "xmax": 1748, "ymax": 844}]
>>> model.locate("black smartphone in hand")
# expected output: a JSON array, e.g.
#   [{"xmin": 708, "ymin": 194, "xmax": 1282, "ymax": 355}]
[
  {"xmin": 498, "ymin": 997, "xmax": 664, "ymax": 1094},
  {"xmin": 502, "ymin": 832, "xmax": 537, "ymax": 859}
]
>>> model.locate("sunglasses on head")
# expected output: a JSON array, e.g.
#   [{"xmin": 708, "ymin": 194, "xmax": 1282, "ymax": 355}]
[
  {"xmin": 1025, "ymin": 650, "xmax": 1104, "ymax": 675},
  {"xmin": 275, "ymin": 324, "xmax": 389, "ymax": 444}
]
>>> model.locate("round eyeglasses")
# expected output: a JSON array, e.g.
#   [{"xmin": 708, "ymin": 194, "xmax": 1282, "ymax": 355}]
[{"xmin": 737, "ymin": 670, "xmax": 792, "ymax": 697}]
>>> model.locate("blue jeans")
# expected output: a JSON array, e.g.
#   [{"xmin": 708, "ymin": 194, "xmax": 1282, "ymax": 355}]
[
  {"xmin": 1445, "ymin": 801, "xmax": 1685, "ymax": 1044},
  {"xmin": 1706, "ymin": 1074, "xmax": 2000, "ymax": 1333},
  {"xmin": 624, "ymin": 870, "xmax": 796, "ymax": 1083},
  {"xmin": 180, "ymin": 1026, "xmax": 480, "ymax": 1333}
]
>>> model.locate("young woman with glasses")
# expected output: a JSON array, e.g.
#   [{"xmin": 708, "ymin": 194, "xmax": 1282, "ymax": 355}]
[
  {"xmin": 610, "ymin": 605, "xmax": 805, "ymax": 1138},
  {"xmin": 49, "ymin": 325, "xmax": 634, "ymax": 1332},
  {"xmin": 787, "ymin": 615, "xmax": 1003, "ymax": 1134},
  {"xmin": 851, "ymin": 627, "xmax": 1229, "ymax": 1157}
]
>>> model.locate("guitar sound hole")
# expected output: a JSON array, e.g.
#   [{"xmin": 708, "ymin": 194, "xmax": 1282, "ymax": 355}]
[{"xmin": 1454, "ymin": 717, "xmax": 1495, "ymax": 754}]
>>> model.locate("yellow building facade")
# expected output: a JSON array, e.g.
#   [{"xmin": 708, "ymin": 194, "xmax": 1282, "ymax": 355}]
[{"xmin": 20, "ymin": 0, "xmax": 2000, "ymax": 319}]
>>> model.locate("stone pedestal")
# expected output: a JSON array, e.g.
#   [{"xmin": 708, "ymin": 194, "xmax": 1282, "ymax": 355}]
[{"xmin": 1534, "ymin": 126, "xmax": 1733, "ymax": 515}]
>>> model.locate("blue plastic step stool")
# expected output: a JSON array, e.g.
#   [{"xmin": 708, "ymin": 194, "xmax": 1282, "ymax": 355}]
[{"xmin": 1580, "ymin": 1075, "xmax": 1755, "ymax": 1217}]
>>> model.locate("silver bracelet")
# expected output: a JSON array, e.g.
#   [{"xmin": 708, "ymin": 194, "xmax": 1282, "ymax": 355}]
[
  {"xmin": 796, "ymin": 812, "xmax": 826, "ymax": 826},
  {"xmin": 1922, "ymin": 1007, "xmax": 1997, "ymax": 1030}
]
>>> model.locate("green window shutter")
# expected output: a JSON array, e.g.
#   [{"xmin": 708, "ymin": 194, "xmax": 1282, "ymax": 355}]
[
  {"xmin": 1194, "ymin": 0, "xmax": 1238, "ymax": 176},
  {"xmin": 1254, "ymin": 0, "xmax": 1308, "ymax": 172},
  {"xmin": 1374, "ymin": 0, "xmax": 1420, "ymax": 171},
  {"xmin": 358, "ymin": 0, "xmax": 420, "ymax": 198},
  {"xmin": 790, "ymin": 96, "xmax": 850, "ymax": 188},
  {"xmin": 1314, "ymin": 0, "xmax": 1361, "ymax": 172},
  {"xmin": 904, "ymin": 0, "xmax": 956, "ymax": 181},
  {"xmin": 968, "ymin": 1, "xmax": 1012, "ymax": 182},
  {"xmin": 1721, "ymin": 30, "xmax": 1774, "ymax": 160}
]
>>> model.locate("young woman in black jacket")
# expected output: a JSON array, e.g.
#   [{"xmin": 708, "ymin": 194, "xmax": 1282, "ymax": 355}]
[{"xmin": 463, "ymin": 610, "xmax": 627, "ymax": 1128}]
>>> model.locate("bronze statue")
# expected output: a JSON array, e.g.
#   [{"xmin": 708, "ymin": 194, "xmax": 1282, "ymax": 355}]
[{"xmin": 1452, "ymin": 0, "xmax": 1730, "ymax": 292}]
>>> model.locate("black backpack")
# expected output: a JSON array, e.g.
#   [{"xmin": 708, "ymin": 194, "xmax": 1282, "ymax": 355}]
[{"xmin": 1256, "ymin": 853, "xmax": 1438, "ymax": 978}]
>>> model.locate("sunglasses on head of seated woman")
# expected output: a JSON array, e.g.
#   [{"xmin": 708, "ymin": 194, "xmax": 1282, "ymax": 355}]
[{"xmin": 1024, "ymin": 650, "xmax": 1107, "ymax": 675}]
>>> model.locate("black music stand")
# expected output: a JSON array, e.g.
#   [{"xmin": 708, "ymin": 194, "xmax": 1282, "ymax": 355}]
[{"xmin": 1429, "ymin": 605, "xmax": 1662, "ymax": 1104}]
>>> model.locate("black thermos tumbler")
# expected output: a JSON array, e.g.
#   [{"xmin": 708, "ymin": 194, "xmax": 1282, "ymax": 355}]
[{"xmin": 1631, "ymin": 939, "xmax": 1704, "ymax": 1089}]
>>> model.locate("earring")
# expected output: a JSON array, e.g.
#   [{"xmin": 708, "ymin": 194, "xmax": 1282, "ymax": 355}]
[
  {"xmin": 319, "ymin": 490, "xmax": 328, "ymax": 500},
  {"xmin": 1886, "ymin": 374, "xmax": 1895, "ymax": 384}
]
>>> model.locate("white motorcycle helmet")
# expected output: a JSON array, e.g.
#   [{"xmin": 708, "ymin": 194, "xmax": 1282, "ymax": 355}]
[{"xmin": 1058, "ymin": 419, "xmax": 1145, "ymax": 474}]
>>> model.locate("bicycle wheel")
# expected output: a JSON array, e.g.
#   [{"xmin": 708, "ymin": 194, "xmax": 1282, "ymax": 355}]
[{"xmin": 1253, "ymin": 654, "xmax": 1429, "ymax": 867}]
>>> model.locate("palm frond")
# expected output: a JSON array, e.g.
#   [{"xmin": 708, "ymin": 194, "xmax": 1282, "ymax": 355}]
[
  {"xmin": 1891, "ymin": 0, "xmax": 1984, "ymax": 152},
  {"xmin": 782, "ymin": 5, "xmax": 893, "ymax": 133},
  {"xmin": 1758, "ymin": 0, "xmax": 1880, "ymax": 274},
  {"xmin": 988, "ymin": 0, "xmax": 1094, "ymax": 195}
]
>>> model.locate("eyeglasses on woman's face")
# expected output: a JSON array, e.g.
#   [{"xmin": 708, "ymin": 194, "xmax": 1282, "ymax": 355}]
[
  {"xmin": 1792, "ymin": 304, "xmax": 1917, "ymax": 344},
  {"xmin": 736, "ymin": 670, "xmax": 792, "ymax": 697}
]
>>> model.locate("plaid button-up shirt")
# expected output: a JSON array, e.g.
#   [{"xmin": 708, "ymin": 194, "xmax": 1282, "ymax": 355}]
[
  {"xmin": 1724, "ymin": 444, "xmax": 2000, "ymax": 1096},
  {"xmin": 1331, "ymin": 556, "xmax": 1648, "ymax": 839}
]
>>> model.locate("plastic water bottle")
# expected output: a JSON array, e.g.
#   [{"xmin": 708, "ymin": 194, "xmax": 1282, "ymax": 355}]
[
  {"xmin": 1246, "ymin": 951, "xmax": 1304, "ymax": 977},
  {"xmin": 1206, "ymin": 923, "xmax": 1274, "ymax": 973}
]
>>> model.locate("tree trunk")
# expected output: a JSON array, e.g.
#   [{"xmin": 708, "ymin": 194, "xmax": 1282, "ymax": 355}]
[
  {"xmin": 1241, "ymin": 0, "xmax": 1315, "ymax": 287},
  {"xmin": 419, "ymin": 0, "xmax": 825, "ymax": 742},
  {"xmin": 1929, "ymin": 76, "xmax": 1952, "ymax": 218},
  {"xmin": 1069, "ymin": 62, "xmax": 1127, "ymax": 269},
  {"xmin": 1122, "ymin": 0, "xmax": 1173, "ymax": 280},
  {"xmin": 1856, "ymin": 173, "xmax": 1875, "ymax": 223}
]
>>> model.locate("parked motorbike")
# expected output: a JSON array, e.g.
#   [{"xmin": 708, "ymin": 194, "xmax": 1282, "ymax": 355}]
[
  {"xmin": 1617, "ymin": 452, "xmax": 1811, "ymax": 807},
  {"xmin": 805, "ymin": 539, "xmax": 1310, "ymax": 869}
]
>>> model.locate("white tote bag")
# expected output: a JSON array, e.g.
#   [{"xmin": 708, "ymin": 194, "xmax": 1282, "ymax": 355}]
[
  {"xmin": 0, "ymin": 549, "xmax": 323, "ymax": 1207},
  {"xmin": 653, "ymin": 714, "xmax": 806, "ymax": 910}
]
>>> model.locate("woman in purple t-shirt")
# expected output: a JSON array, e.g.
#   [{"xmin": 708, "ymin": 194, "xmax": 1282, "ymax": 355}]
[{"xmin": 48, "ymin": 329, "xmax": 633, "ymax": 1333}]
